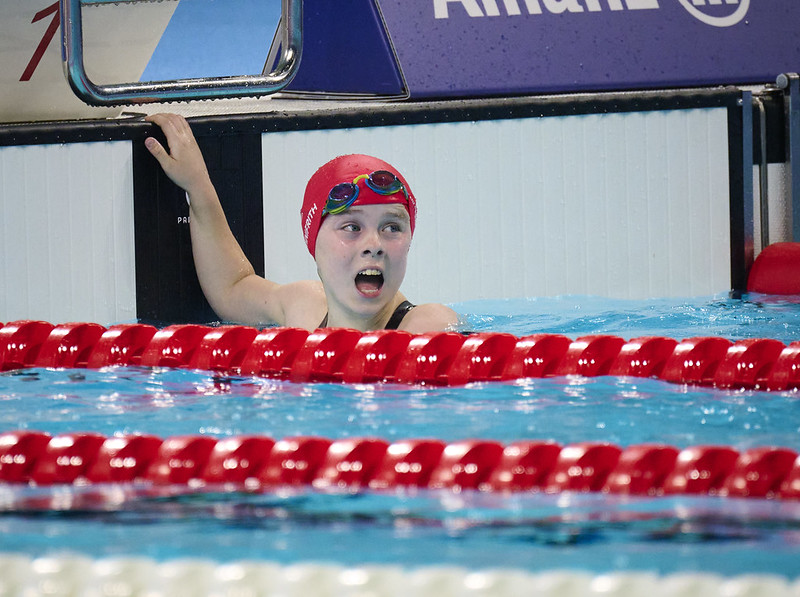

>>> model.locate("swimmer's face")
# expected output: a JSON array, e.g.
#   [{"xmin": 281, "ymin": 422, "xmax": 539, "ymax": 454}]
[{"xmin": 315, "ymin": 204, "xmax": 412, "ymax": 318}]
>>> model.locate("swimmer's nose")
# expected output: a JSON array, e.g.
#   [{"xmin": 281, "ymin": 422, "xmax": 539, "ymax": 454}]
[{"xmin": 361, "ymin": 231, "xmax": 384, "ymax": 256}]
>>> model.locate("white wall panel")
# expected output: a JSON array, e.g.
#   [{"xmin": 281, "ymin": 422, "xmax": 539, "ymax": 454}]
[
  {"xmin": 0, "ymin": 141, "xmax": 135, "ymax": 325},
  {"xmin": 262, "ymin": 108, "xmax": 731, "ymax": 305}
]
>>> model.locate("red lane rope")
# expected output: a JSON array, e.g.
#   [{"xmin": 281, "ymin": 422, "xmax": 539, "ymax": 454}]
[
  {"xmin": 2, "ymin": 320, "xmax": 800, "ymax": 390},
  {"xmin": 1, "ymin": 430, "xmax": 799, "ymax": 499}
]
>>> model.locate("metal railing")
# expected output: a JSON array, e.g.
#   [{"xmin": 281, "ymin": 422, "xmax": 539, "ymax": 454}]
[
  {"xmin": 60, "ymin": 0, "xmax": 302, "ymax": 105},
  {"xmin": 777, "ymin": 73, "xmax": 800, "ymax": 242}
]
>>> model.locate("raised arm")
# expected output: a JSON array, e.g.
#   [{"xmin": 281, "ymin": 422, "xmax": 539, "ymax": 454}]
[{"xmin": 144, "ymin": 113, "xmax": 286, "ymax": 325}]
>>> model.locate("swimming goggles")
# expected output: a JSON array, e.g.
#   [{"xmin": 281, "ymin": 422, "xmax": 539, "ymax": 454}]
[{"xmin": 323, "ymin": 170, "xmax": 409, "ymax": 216}]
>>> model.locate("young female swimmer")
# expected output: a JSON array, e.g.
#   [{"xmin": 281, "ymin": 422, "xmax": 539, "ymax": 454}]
[{"xmin": 144, "ymin": 113, "xmax": 459, "ymax": 333}]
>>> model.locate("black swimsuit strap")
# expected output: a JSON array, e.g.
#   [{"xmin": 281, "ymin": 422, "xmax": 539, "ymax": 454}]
[
  {"xmin": 318, "ymin": 300, "xmax": 415, "ymax": 330},
  {"xmin": 384, "ymin": 300, "xmax": 415, "ymax": 330}
]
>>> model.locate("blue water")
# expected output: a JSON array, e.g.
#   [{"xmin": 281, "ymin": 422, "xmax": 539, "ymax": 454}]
[
  {"xmin": 455, "ymin": 293, "xmax": 800, "ymax": 342},
  {"xmin": 2, "ymin": 294, "xmax": 800, "ymax": 578},
  {"xmin": 2, "ymin": 368, "xmax": 798, "ymax": 450}
]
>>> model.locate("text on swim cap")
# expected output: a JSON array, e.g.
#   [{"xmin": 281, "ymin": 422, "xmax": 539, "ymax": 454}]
[{"xmin": 303, "ymin": 203, "xmax": 318, "ymax": 245}]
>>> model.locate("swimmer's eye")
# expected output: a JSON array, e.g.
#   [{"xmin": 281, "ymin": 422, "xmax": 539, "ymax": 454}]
[
  {"xmin": 342, "ymin": 223, "xmax": 361, "ymax": 232},
  {"xmin": 383, "ymin": 223, "xmax": 404, "ymax": 233}
]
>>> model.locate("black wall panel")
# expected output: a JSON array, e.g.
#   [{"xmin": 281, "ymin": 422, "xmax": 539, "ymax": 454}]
[{"xmin": 132, "ymin": 130, "xmax": 264, "ymax": 325}]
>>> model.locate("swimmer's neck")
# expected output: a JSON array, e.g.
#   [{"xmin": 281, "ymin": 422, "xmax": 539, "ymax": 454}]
[{"xmin": 323, "ymin": 293, "xmax": 408, "ymax": 331}]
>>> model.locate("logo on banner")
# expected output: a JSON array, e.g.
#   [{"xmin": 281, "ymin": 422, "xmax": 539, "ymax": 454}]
[
  {"xmin": 678, "ymin": 0, "xmax": 749, "ymax": 27},
  {"xmin": 435, "ymin": 0, "xmax": 750, "ymax": 27}
]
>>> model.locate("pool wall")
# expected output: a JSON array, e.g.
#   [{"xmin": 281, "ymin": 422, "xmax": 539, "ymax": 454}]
[{"xmin": 0, "ymin": 90, "xmax": 758, "ymax": 325}]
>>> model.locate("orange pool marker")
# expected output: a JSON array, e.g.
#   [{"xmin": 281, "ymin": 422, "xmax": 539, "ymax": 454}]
[
  {"xmin": 713, "ymin": 338, "xmax": 786, "ymax": 390},
  {"xmin": 553, "ymin": 335, "xmax": 627, "ymax": 378},
  {"xmin": 86, "ymin": 324, "xmax": 158, "ymax": 368},
  {"xmin": 778, "ymin": 455, "xmax": 800, "ymax": 499},
  {"xmin": 202, "ymin": 435, "xmax": 276, "ymax": 485},
  {"xmin": 608, "ymin": 336, "xmax": 679, "ymax": 378},
  {"xmin": 143, "ymin": 435, "xmax": 217, "ymax": 485},
  {"xmin": 239, "ymin": 327, "xmax": 310, "ymax": 378},
  {"xmin": 289, "ymin": 328, "xmax": 363, "ymax": 383},
  {"xmin": 140, "ymin": 325, "xmax": 212, "ymax": 368},
  {"xmin": 393, "ymin": 331, "xmax": 466, "ymax": 385},
  {"xmin": 427, "ymin": 440, "xmax": 504, "ymax": 490},
  {"xmin": 341, "ymin": 329, "xmax": 414, "ymax": 383},
  {"xmin": 258, "ymin": 436, "xmax": 333, "ymax": 486},
  {"xmin": 312, "ymin": 437, "xmax": 390, "ymax": 489},
  {"xmin": 0, "ymin": 320, "xmax": 55, "ymax": 371},
  {"xmin": 34, "ymin": 322, "xmax": 106, "ymax": 369},
  {"xmin": 765, "ymin": 341, "xmax": 800, "ymax": 391},
  {"xmin": 720, "ymin": 447, "xmax": 798, "ymax": 498},
  {"xmin": 447, "ymin": 332, "xmax": 519, "ymax": 385},
  {"xmin": 661, "ymin": 446, "xmax": 740, "ymax": 495},
  {"xmin": 544, "ymin": 442, "xmax": 622, "ymax": 493},
  {"xmin": 500, "ymin": 334, "xmax": 571, "ymax": 380},
  {"xmin": 660, "ymin": 337, "xmax": 733, "ymax": 386},
  {"xmin": 602, "ymin": 444, "xmax": 680, "ymax": 496},
  {"xmin": 0, "ymin": 430, "xmax": 51, "ymax": 483},
  {"xmin": 30, "ymin": 432, "xmax": 106, "ymax": 485},
  {"xmin": 85, "ymin": 434, "xmax": 163, "ymax": 483},
  {"xmin": 190, "ymin": 325, "xmax": 260, "ymax": 375},
  {"xmin": 369, "ymin": 439, "xmax": 446, "ymax": 489},
  {"xmin": 747, "ymin": 242, "xmax": 800, "ymax": 295},
  {"xmin": 482, "ymin": 440, "xmax": 562, "ymax": 492}
]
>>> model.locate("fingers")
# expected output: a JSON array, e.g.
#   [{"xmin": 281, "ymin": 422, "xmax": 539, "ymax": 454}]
[
  {"xmin": 144, "ymin": 113, "xmax": 189, "ymax": 166},
  {"xmin": 145, "ymin": 112, "xmax": 188, "ymax": 133},
  {"xmin": 145, "ymin": 113, "xmax": 194, "ymax": 151},
  {"xmin": 144, "ymin": 135, "xmax": 168, "ymax": 164},
  {"xmin": 143, "ymin": 113, "xmax": 209, "ymax": 193}
]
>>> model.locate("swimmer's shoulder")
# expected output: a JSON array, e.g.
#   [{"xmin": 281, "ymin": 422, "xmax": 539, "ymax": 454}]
[
  {"xmin": 398, "ymin": 302, "xmax": 460, "ymax": 334},
  {"xmin": 274, "ymin": 279, "xmax": 326, "ymax": 328}
]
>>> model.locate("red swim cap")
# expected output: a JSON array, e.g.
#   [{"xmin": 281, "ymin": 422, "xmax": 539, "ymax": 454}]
[{"xmin": 300, "ymin": 154, "xmax": 416, "ymax": 257}]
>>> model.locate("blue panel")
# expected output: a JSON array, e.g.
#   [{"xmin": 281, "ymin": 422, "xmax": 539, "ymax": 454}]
[
  {"xmin": 141, "ymin": 0, "xmax": 282, "ymax": 81},
  {"xmin": 378, "ymin": 0, "xmax": 800, "ymax": 99},
  {"xmin": 283, "ymin": 0, "xmax": 405, "ymax": 96}
]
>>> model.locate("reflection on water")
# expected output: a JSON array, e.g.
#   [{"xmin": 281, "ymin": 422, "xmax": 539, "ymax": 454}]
[{"xmin": 1, "ymin": 487, "xmax": 800, "ymax": 576}]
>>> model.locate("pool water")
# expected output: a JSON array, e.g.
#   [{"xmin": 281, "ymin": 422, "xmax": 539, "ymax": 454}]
[
  {"xmin": 1, "ymin": 294, "xmax": 800, "ymax": 579},
  {"xmin": 2, "ymin": 366, "xmax": 798, "ymax": 451},
  {"xmin": 455, "ymin": 293, "xmax": 800, "ymax": 342}
]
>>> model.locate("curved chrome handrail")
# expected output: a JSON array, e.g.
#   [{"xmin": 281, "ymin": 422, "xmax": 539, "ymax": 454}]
[{"xmin": 60, "ymin": 0, "xmax": 302, "ymax": 106}]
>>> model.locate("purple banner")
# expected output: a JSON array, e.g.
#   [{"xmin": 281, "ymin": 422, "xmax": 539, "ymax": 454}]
[{"xmin": 377, "ymin": 0, "xmax": 800, "ymax": 98}]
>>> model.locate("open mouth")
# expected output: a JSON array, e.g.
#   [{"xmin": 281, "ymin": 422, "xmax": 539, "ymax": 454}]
[{"xmin": 355, "ymin": 268, "xmax": 384, "ymax": 297}]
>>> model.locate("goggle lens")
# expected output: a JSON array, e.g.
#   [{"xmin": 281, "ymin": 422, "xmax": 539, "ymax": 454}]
[
  {"xmin": 325, "ymin": 182, "xmax": 359, "ymax": 215},
  {"xmin": 323, "ymin": 170, "xmax": 407, "ymax": 216},
  {"xmin": 329, "ymin": 182, "xmax": 358, "ymax": 203},
  {"xmin": 366, "ymin": 170, "xmax": 402, "ymax": 193}
]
